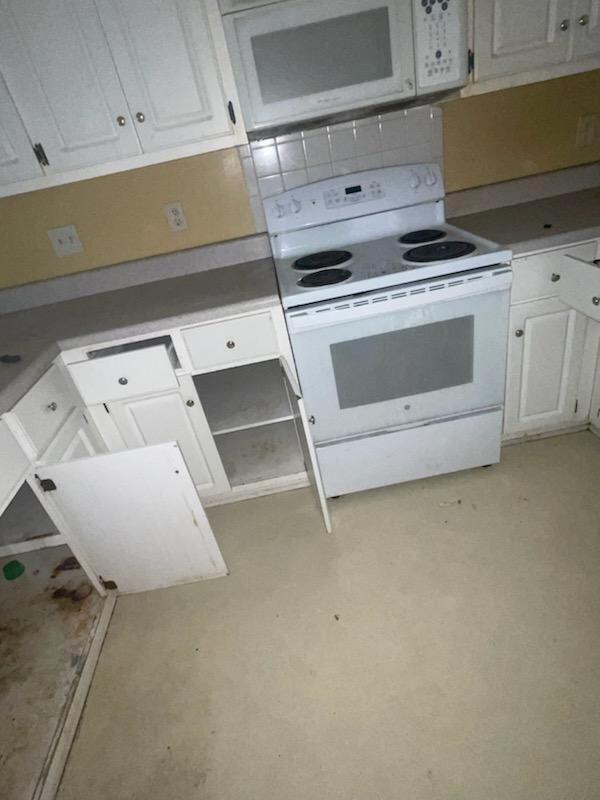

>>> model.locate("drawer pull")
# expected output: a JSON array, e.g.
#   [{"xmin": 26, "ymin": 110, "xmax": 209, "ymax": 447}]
[
  {"xmin": 515, "ymin": 329, "xmax": 524, "ymax": 338},
  {"xmin": 186, "ymin": 399, "xmax": 195, "ymax": 407},
  {"xmin": 551, "ymin": 273, "xmax": 560, "ymax": 282},
  {"xmin": 118, "ymin": 376, "xmax": 129, "ymax": 385},
  {"xmin": 47, "ymin": 401, "xmax": 58, "ymax": 411},
  {"xmin": 593, "ymin": 297, "xmax": 600, "ymax": 306},
  {"xmin": 226, "ymin": 340, "xmax": 236, "ymax": 349}
]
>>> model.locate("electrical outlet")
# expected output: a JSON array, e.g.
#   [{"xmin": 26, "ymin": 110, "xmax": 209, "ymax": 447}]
[
  {"xmin": 47, "ymin": 225, "xmax": 83, "ymax": 257},
  {"xmin": 164, "ymin": 201, "xmax": 188, "ymax": 231},
  {"xmin": 576, "ymin": 114, "xmax": 598, "ymax": 148}
]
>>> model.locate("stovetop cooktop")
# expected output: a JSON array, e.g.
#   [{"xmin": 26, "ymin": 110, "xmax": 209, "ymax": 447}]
[{"xmin": 275, "ymin": 223, "xmax": 512, "ymax": 309}]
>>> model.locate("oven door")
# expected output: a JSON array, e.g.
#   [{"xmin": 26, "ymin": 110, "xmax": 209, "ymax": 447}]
[
  {"xmin": 287, "ymin": 273, "xmax": 512, "ymax": 444},
  {"xmin": 223, "ymin": 0, "xmax": 416, "ymax": 130}
]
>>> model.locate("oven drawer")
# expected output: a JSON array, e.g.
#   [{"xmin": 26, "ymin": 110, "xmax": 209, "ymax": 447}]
[
  {"xmin": 12, "ymin": 365, "xmax": 77, "ymax": 454},
  {"xmin": 68, "ymin": 346, "xmax": 179, "ymax": 405},
  {"xmin": 317, "ymin": 408, "xmax": 503, "ymax": 497},
  {"xmin": 181, "ymin": 313, "xmax": 278, "ymax": 370},
  {"xmin": 511, "ymin": 241, "xmax": 598, "ymax": 303}
]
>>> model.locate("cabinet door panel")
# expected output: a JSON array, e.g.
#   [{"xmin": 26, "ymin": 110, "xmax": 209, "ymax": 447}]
[
  {"xmin": 0, "ymin": 73, "xmax": 41, "ymax": 184},
  {"xmin": 0, "ymin": 0, "xmax": 140, "ymax": 172},
  {"xmin": 38, "ymin": 443, "xmax": 227, "ymax": 594},
  {"xmin": 475, "ymin": 0, "xmax": 572, "ymax": 80},
  {"xmin": 572, "ymin": 0, "xmax": 600, "ymax": 58},
  {"xmin": 504, "ymin": 298, "xmax": 588, "ymax": 435},
  {"xmin": 108, "ymin": 383, "xmax": 229, "ymax": 495},
  {"xmin": 95, "ymin": 0, "xmax": 237, "ymax": 151}
]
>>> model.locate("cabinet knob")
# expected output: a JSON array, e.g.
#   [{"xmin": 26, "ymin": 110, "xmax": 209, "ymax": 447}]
[
  {"xmin": 116, "ymin": 115, "xmax": 127, "ymax": 126},
  {"xmin": 47, "ymin": 401, "xmax": 58, "ymax": 411},
  {"xmin": 308, "ymin": 415, "xmax": 316, "ymax": 424},
  {"xmin": 186, "ymin": 399, "xmax": 195, "ymax": 407},
  {"xmin": 136, "ymin": 111, "xmax": 145, "ymax": 123},
  {"xmin": 118, "ymin": 376, "xmax": 129, "ymax": 385},
  {"xmin": 515, "ymin": 329, "xmax": 524, "ymax": 338},
  {"xmin": 592, "ymin": 297, "xmax": 600, "ymax": 306},
  {"xmin": 560, "ymin": 18, "xmax": 570, "ymax": 30},
  {"xmin": 226, "ymin": 340, "xmax": 236, "ymax": 349},
  {"xmin": 551, "ymin": 272, "xmax": 560, "ymax": 282},
  {"xmin": 579, "ymin": 14, "xmax": 589, "ymax": 25}
]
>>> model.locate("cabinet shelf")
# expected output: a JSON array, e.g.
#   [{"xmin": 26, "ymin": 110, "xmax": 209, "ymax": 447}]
[
  {"xmin": 193, "ymin": 360, "xmax": 293, "ymax": 436},
  {"xmin": 215, "ymin": 420, "xmax": 305, "ymax": 487},
  {"xmin": 0, "ymin": 483, "xmax": 63, "ymax": 557}
]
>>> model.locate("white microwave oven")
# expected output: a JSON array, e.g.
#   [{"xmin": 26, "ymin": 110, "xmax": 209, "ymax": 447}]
[{"xmin": 221, "ymin": 0, "xmax": 468, "ymax": 131}]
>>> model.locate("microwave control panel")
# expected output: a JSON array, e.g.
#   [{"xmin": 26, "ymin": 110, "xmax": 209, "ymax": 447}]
[{"xmin": 413, "ymin": 0, "xmax": 467, "ymax": 93}]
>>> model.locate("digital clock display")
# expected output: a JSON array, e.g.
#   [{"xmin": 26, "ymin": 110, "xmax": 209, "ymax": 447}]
[{"xmin": 345, "ymin": 185, "xmax": 362, "ymax": 195}]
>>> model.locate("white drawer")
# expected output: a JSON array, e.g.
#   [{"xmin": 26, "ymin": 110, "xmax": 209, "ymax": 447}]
[
  {"xmin": 182, "ymin": 313, "xmax": 278, "ymax": 370},
  {"xmin": 13, "ymin": 364, "xmax": 77, "ymax": 454},
  {"xmin": 0, "ymin": 420, "xmax": 29, "ymax": 515},
  {"xmin": 68, "ymin": 345, "xmax": 179, "ymax": 405},
  {"xmin": 512, "ymin": 241, "xmax": 598, "ymax": 303}
]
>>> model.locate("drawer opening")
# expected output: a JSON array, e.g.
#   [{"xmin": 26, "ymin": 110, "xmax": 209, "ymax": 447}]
[
  {"xmin": 0, "ymin": 482, "xmax": 61, "ymax": 558},
  {"xmin": 86, "ymin": 335, "xmax": 180, "ymax": 369},
  {"xmin": 193, "ymin": 360, "xmax": 294, "ymax": 436},
  {"xmin": 214, "ymin": 420, "xmax": 305, "ymax": 487}
]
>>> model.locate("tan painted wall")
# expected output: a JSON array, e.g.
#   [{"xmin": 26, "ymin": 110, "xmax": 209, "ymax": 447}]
[
  {"xmin": 442, "ymin": 70, "xmax": 600, "ymax": 192},
  {"xmin": 0, "ymin": 148, "xmax": 254, "ymax": 290}
]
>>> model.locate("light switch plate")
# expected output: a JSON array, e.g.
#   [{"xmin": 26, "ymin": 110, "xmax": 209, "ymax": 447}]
[
  {"xmin": 576, "ymin": 114, "xmax": 598, "ymax": 148},
  {"xmin": 48, "ymin": 225, "xmax": 83, "ymax": 257},
  {"xmin": 164, "ymin": 201, "xmax": 188, "ymax": 232}
]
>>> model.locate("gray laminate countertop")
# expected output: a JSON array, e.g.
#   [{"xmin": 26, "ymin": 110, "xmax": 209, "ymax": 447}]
[
  {"xmin": 450, "ymin": 187, "xmax": 600, "ymax": 255},
  {"xmin": 0, "ymin": 258, "xmax": 278, "ymax": 415}
]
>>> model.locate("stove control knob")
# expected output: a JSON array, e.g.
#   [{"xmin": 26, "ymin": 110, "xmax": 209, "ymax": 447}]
[
  {"xmin": 424, "ymin": 169, "xmax": 437, "ymax": 186},
  {"xmin": 409, "ymin": 171, "xmax": 421, "ymax": 190},
  {"xmin": 290, "ymin": 198, "xmax": 302, "ymax": 214},
  {"xmin": 275, "ymin": 202, "xmax": 286, "ymax": 219}
]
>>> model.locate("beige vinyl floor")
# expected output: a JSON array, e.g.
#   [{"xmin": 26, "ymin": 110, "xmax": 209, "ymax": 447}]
[{"xmin": 57, "ymin": 432, "xmax": 600, "ymax": 800}]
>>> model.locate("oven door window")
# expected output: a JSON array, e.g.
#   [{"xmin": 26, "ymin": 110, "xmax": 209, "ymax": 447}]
[
  {"xmin": 331, "ymin": 315, "xmax": 474, "ymax": 409},
  {"xmin": 289, "ymin": 288, "xmax": 511, "ymax": 443},
  {"xmin": 227, "ymin": 0, "xmax": 416, "ymax": 128}
]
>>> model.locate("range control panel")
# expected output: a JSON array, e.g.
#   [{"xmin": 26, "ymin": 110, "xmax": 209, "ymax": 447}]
[
  {"xmin": 263, "ymin": 164, "xmax": 445, "ymax": 235},
  {"xmin": 413, "ymin": 0, "xmax": 467, "ymax": 92}
]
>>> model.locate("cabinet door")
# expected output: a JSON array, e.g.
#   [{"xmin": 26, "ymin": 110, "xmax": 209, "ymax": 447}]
[
  {"xmin": 107, "ymin": 377, "xmax": 229, "ymax": 496},
  {"xmin": 0, "ymin": 419, "xmax": 30, "ymax": 516},
  {"xmin": 474, "ymin": 0, "xmax": 573, "ymax": 80},
  {"xmin": 591, "ymin": 344, "xmax": 600, "ymax": 430},
  {"xmin": 572, "ymin": 0, "xmax": 600, "ymax": 58},
  {"xmin": 94, "ymin": 0, "xmax": 242, "ymax": 152},
  {"xmin": 558, "ymin": 253, "xmax": 600, "ymax": 322},
  {"xmin": 0, "ymin": 0, "xmax": 141, "ymax": 173},
  {"xmin": 37, "ymin": 442, "xmax": 227, "ymax": 593},
  {"xmin": 504, "ymin": 298, "xmax": 589, "ymax": 435},
  {"xmin": 0, "ymin": 72, "xmax": 42, "ymax": 184}
]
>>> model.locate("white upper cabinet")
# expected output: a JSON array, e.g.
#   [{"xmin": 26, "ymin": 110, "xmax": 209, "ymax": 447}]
[
  {"xmin": 474, "ymin": 0, "xmax": 573, "ymax": 81},
  {"xmin": 0, "ymin": 0, "xmax": 141, "ymax": 173},
  {"xmin": 572, "ymin": 0, "xmax": 600, "ymax": 58},
  {"xmin": 0, "ymin": 73, "xmax": 42, "ymax": 185},
  {"xmin": 94, "ymin": 0, "xmax": 241, "ymax": 152}
]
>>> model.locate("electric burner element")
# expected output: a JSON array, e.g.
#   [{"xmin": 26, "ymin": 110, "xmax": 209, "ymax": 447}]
[
  {"xmin": 399, "ymin": 229, "xmax": 446, "ymax": 245},
  {"xmin": 293, "ymin": 250, "xmax": 352, "ymax": 270},
  {"xmin": 403, "ymin": 241, "xmax": 477, "ymax": 263},
  {"xmin": 297, "ymin": 268, "xmax": 352, "ymax": 287}
]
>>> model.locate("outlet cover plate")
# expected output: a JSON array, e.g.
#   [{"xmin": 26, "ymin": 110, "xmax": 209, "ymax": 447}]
[
  {"xmin": 164, "ymin": 202, "xmax": 188, "ymax": 232},
  {"xmin": 48, "ymin": 225, "xmax": 83, "ymax": 257}
]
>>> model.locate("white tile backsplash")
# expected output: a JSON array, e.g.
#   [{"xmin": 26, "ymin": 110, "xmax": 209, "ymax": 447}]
[{"xmin": 239, "ymin": 104, "xmax": 443, "ymax": 232}]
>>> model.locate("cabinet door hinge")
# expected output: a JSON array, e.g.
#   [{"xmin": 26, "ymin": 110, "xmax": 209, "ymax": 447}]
[
  {"xmin": 468, "ymin": 49, "xmax": 475, "ymax": 74},
  {"xmin": 99, "ymin": 576, "xmax": 118, "ymax": 591},
  {"xmin": 227, "ymin": 100, "xmax": 237, "ymax": 125},
  {"xmin": 35, "ymin": 474, "xmax": 57, "ymax": 492},
  {"xmin": 33, "ymin": 142, "xmax": 49, "ymax": 166}
]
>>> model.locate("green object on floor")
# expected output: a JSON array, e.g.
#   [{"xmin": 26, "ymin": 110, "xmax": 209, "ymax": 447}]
[{"xmin": 3, "ymin": 560, "xmax": 25, "ymax": 580}]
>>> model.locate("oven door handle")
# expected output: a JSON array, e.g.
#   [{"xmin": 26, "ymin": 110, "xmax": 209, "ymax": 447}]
[{"xmin": 279, "ymin": 356, "xmax": 302, "ymax": 399}]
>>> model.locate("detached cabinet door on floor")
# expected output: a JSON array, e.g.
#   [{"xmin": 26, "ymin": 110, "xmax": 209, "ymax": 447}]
[
  {"xmin": 36, "ymin": 443, "xmax": 227, "ymax": 594},
  {"xmin": 474, "ymin": 0, "xmax": 573, "ymax": 80},
  {"xmin": 504, "ymin": 297, "xmax": 589, "ymax": 435},
  {"xmin": 0, "ymin": 0, "xmax": 141, "ymax": 172},
  {"xmin": 94, "ymin": 0, "xmax": 241, "ymax": 152}
]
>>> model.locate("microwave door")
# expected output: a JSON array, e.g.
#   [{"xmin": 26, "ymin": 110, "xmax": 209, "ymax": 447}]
[
  {"xmin": 224, "ymin": 0, "xmax": 416, "ymax": 129},
  {"xmin": 289, "ymin": 286, "xmax": 511, "ymax": 444}
]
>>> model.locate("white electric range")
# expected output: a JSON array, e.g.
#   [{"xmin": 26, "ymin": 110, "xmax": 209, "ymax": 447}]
[{"xmin": 264, "ymin": 165, "xmax": 513, "ymax": 498}]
